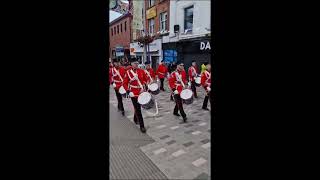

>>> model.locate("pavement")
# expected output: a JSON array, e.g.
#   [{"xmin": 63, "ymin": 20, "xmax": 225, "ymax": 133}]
[{"xmin": 109, "ymin": 79, "xmax": 211, "ymax": 180}]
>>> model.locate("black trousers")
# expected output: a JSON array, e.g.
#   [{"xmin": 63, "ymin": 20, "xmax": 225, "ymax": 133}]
[
  {"xmin": 173, "ymin": 94, "xmax": 186, "ymax": 118},
  {"xmin": 115, "ymin": 89, "xmax": 124, "ymax": 112},
  {"xmin": 131, "ymin": 97, "xmax": 145, "ymax": 129},
  {"xmin": 160, "ymin": 78, "xmax": 165, "ymax": 90},
  {"xmin": 191, "ymin": 81, "xmax": 198, "ymax": 98},
  {"xmin": 202, "ymin": 91, "xmax": 213, "ymax": 109}
]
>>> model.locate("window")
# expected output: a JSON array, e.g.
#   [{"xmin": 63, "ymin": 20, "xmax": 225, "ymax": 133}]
[
  {"xmin": 148, "ymin": 18, "xmax": 155, "ymax": 35},
  {"xmin": 114, "ymin": 27, "xmax": 116, "ymax": 35},
  {"xmin": 125, "ymin": 21, "xmax": 127, "ymax": 31},
  {"xmin": 111, "ymin": 28, "xmax": 113, "ymax": 36},
  {"xmin": 121, "ymin": 23, "xmax": 122, "ymax": 33},
  {"xmin": 160, "ymin": 12, "xmax": 167, "ymax": 31},
  {"xmin": 184, "ymin": 6, "xmax": 194, "ymax": 32},
  {"xmin": 117, "ymin": 25, "xmax": 119, "ymax": 34},
  {"xmin": 148, "ymin": 0, "xmax": 155, "ymax": 8},
  {"xmin": 163, "ymin": 50, "xmax": 177, "ymax": 63}
]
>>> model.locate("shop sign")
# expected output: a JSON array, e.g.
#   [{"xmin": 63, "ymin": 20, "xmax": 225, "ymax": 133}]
[
  {"xmin": 146, "ymin": 7, "xmax": 156, "ymax": 19},
  {"xmin": 200, "ymin": 41, "xmax": 211, "ymax": 50}
]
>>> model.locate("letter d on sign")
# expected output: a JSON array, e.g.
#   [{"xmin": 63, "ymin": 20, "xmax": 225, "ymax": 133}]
[{"xmin": 200, "ymin": 42, "xmax": 205, "ymax": 50}]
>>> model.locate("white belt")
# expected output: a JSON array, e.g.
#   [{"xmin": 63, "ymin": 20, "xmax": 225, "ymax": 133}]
[
  {"xmin": 158, "ymin": 72, "xmax": 165, "ymax": 75},
  {"xmin": 113, "ymin": 80, "xmax": 122, "ymax": 83},
  {"xmin": 130, "ymin": 85, "xmax": 142, "ymax": 89}
]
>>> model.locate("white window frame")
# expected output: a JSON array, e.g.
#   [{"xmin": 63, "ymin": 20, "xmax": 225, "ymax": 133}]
[
  {"xmin": 184, "ymin": 5, "xmax": 194, "ymax": 32},
  {"xmin": 148, "ymin": 0, "xmax": 155, "ymax": 8},
  {"xmin": 160, "ymin": 12, "xmax": 167, "ymax": 31},
  {"xmin": 148, "ymin": 18, "xmax": 155, "ymax": 36}
]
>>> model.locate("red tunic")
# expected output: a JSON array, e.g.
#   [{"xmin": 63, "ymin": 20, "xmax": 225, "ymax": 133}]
[
  {"xmin": 156, "ymin": 64, "xmax": 168, "ymax": 79},
  {"xmin": 123, "ymin": 68, "xmax": 147, "ymax": 97},
  {"xmin": 188, "ymin": 65, "xmax": 199, "ymax": 82},
  {"xmin": 111, "ymin": 66, "xmax": 126, "ymax": 90},
  {"xmin": 201, "ymin": 70, "xmax": 211, "ymax": 90},
  {"xmin": 109, "ymin": 64, "xmax": 113, "ymax": 84},
  {"xmin": 144, "ymin": 68, "xmax": 155, "ymax": 84},
  {"xmin": 168, "ymin": 70, "xmax": 188, "ymax": 94}
]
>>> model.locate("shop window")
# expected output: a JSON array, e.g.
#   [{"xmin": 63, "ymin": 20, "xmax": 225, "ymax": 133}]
[
  {"xmin": 160, "ymin": 12, "xmax": 167, "ymax": 31},
  {"xmin": 184, "ymin": 6, "xmax": 194, "ymax": 32},
  {"xmin": 163, "ymin": 49, "xmax": 177, "ymax": 63}
]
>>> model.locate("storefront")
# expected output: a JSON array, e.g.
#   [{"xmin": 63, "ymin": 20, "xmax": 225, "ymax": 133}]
[
  {"xmin": 130, "ymin": 39, "xmax": 163, "ymax": 70},
  {"xmin": 162, "ymin": 37, "xmax": 212, "ymax": 71}
]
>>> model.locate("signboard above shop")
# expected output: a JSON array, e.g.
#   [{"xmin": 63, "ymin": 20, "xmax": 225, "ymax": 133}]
[{"xmin": 146, "ymin": 6, "xmax": 157, "ymax": 19}]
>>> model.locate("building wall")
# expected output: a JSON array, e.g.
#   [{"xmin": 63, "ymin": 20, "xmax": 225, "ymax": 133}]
[
  {"xmin": 145, "ymin": 0, "xmax": 170, "ymax": 35},
  {"xmin": 109, "ymin": 15, "xmax": 132, "ymax": 58},
  {"xmin": 168, "ymin": 0, "xmax": 211, "ymax": 41}
]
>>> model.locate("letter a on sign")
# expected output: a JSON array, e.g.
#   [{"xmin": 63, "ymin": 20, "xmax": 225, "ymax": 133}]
[
  {"xmin": 205, "ymin": 42, "xmax": 211, "ymax": 50},
  {"xmin": 200, "ymin": 42, "xmax": 205, "ymax": 50}
]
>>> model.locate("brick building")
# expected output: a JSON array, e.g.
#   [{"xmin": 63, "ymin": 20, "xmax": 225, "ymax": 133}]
[
  {"xmin": 145, "ymin": 0, "xmax": 170, "ymax": 36},
  {"xmin": 109, "ymin": 13, "xmax": 132, "ymax": 60}
]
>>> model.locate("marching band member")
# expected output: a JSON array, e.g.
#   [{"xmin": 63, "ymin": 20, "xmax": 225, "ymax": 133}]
[
  {"xmin": 201, "ymin": 64, "xmax": 212, "ymax": 111},
  {"xmin": 144, "ymin": 62, "xmax": 156, "ymax": 84},
  {"xmin": 123, "ymin": 58, "xmax": 148, "ymax": 133},
  {"xmin": 110, "ymin": 58, "xmax": 127, "ymax": 116},
  {"xmin": 169, "ymin": 62, "xmax": 188, "ymax": 122},
  {"xmin": 188, "ymin": 60, "xmax": 200, "ymax": 98},
  {"xmin": 109, "ymin": 59, "xmax": 113, "ymax": 85},
  {"xmin": 156, "ymin": 60, "xmax": 168, "ymax": 91}
]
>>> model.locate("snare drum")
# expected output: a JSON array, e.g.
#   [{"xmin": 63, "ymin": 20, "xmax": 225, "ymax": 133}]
[
  {"xmin": 148, "ymin": 83, "xmax": 160, "ymax": 95},
  {"xmin": 119, "ymin": 86, "xmax": 127, "ymax": 98},
  {"xmin": 180, "ymin": 89, "xmax": 194, "ymax": 105},
  {"xmin": 138, "ymin": 92, "xmax": 154, "ymax": 109},
  {"xmin": 195, "ymin": 76, "xmax": 201, "ymax": 87}
]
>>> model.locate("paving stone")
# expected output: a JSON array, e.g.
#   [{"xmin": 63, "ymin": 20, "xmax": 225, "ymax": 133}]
[
  {"xmin": 200, "ymin": 139, "xmax": 210, "ymax": 144},
  {"xmin": 185, "ymin": 130, "xmax": 194, "ymax": 134},
  {"xmin": 201, "ymin": 143, "xmax": 210, "ymax": 149},
  {"xmin": 159, "ymin": 135, "xmax": 170, "ymax": 140},
  {"xmin": 192, "ymin": 158, "xmax": 207, "ymax": 167},
  {"xmin": 172, "ymin": 149, "xmax": 186, "ymax": 157},
  {"xmin": 166, "ymin": 140, "xmax": 176, "ymax": 145},
  {"xmin": 192, "ymin": 131, "xmax": 202, "ymax": 135},
  {"xmin": 193, "ymin": 172, "xmax": 209, "ymax": 180},
  {"xmin": 183, "ymin": 141, "xmax": 195, "ymax": 147},
  {"xmin": 185, "ymin": 124, "xmax": 194, "ymax": 128},
  {"xmin": 153, "ymin": 148, "xmax": 167, "ymax": 155}
]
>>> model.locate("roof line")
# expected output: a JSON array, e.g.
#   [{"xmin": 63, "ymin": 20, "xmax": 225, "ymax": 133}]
[{"xmin": 109, "ymin": 13, "xmax": 131, "ymax": 25}]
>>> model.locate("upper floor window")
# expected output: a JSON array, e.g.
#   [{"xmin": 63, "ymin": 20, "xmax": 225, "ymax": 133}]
[
  {"xmin": 160, "ymin": 12, "xmax": 167, "ymax": 31},
  {"xmin": 184, "ymin": 6, "xmax": 194, "ymax": 32},
  {"xmin": 117, "ymin": 25, "xmax": 119, "ymax": 34},
  {"xmin": 121, "ymin": 23, "xmax": 123, "ymax": 33},
  {"xmin": 148, "ymin": 0, "xmax": 155, "ymax": 8},
  {"xmin": 111, "ymin": 28, "xmax": 113, "ymax": 36},
  {"xmin": 114, "ymin": 27, "xmax": 116, "ymax": 35},
  {"xmin": 148, "ymin": 18, "xmax": 155, "ymax": 35},
  {"xmin": 125, "ymin": 21, "xmax": 127, "ymax": 31}
]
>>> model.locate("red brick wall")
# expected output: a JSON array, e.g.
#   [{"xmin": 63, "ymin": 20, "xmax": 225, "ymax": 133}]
[
  {"xmin": 145, "ymin": 0, "xmax": 170, "ymax": 35},
  {"xmin": 109, "ymin": 15, "xmax": 132, "ymax": 57}
]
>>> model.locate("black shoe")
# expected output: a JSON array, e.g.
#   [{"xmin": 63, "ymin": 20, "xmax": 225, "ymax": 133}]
[
  {"xmin": 173, "ymin": 113, "xmax": 180, "ymax": 117},
  {"xmin": 121, "ymin": 111, "xmax": 125, "ymax": 116},
  {"xmin": 183, "ymin": 116, "xmax": 187, "ymax": 122},
  {"xmin": 194, "ymin": 96, "xmax": 198, "ymax": 98},
  {"xmin": 134, "ymin": 120, "xmax": 139, "ymax": 125},
  {"xmin": 202, "ymin": 107, "xmax": 210, "ymax": 111},
  {"xmin": 140, "ymin": 127, "xmax": 146, "ymax": 133}
]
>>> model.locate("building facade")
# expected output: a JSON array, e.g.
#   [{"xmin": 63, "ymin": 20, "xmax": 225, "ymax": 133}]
[
  {"xmin": 162, "ymin": 0, "xmax": 212, "ymax": 70},
  {"xmin": 109, "ymin": 13, "xmax": 132, "ymax": 60}
]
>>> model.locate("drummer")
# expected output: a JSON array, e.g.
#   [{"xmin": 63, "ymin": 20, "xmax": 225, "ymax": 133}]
[
  {"xmin": 188, "ymin": 60, "xmax": 200, "ymax": 98},
  {"xmin": 110, "ymin": 58, "xmax": 127, "ymax": 116},
  {"xmin": 123, "ymin": 58, "xmax": 148, "ymax": 133},
  {"xmin": 144, "ymin": 62, "xmax": 156, "ymax": 90},
  {"xmin": 201, "ymin": 63, "xmax": 212, "ymax": 111},
  {"xmin": 169, "ymin": 62, "xmax": 188, "ymax": 122}
]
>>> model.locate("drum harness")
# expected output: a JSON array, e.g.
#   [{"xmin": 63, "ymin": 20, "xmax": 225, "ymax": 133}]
[
  {"xmin": 128, "ymin": 69, "xmax": 159, "ymax": 117},
  {"xmin": 189, "ymin": 66, "xmax": 198, "ymax": 82},
  {"xmin": 112, "ymin": 67, "xmax": 127, "ymax": 98}
]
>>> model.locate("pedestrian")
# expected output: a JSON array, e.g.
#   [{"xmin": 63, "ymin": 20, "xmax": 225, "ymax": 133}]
[
  {"xmin": 188, "ymin": 60, "xmax": 200, "ymax": 98},
  {"xmin": 201, "ymin": 63, "xmax": 212, "ymax": 111},
  {"xmin": 168, "ymin": 62, "xmax": 188, "ymax": 122},
  {"xmin": 123, "ymin": 58, "xmax": 148, "ymax": 133},
  {"xmin": 110, "ymin": 58, "xmax": 126, "ymax": 116},
  {"xmin": 156, "ymin": 60, "xmax": 168, "ymax": 91}
]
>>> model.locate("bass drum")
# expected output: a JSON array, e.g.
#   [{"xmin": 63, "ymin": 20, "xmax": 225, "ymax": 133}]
[
  {"xmin": 148, "ymin": 83, "xmax": 160, "ymax": 95},
  {"xmin": 138, "ymin": 92, "xmax": 154, "ymax": 109},
  {"xmin": 180, "ymin": 89, "xmax": 194, "ymax": 105},
  {"xmin": 119, "ymin": 86, "xmax": 127, "ymax": 98},
  {"xmin": 195, "ymin": 76, "xmax": 201, "ymax": 87}
]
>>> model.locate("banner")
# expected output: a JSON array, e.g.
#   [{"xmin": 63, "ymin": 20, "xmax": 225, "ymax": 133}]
[
  {"xmin": 146, "ymin": 6, "xmax": 156, "ymax": 19},
  {"xmin": 132, "ymin": 0, "xmax": 143, "ymax": 30}
]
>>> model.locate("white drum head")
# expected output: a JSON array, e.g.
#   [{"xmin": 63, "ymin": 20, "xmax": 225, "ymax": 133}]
[
  {"xmin": 180, "ymin": 89, "xmax": 193, "ymax": 100},
  {"xmin": 119, "ymin": 86, "xmax": 126, "ymax": 94},
  {"xmin": 195, "ymin": 77, "xmax": 201, "ymax": 84},
  {"xmin": 149, "ymin": 83, "xmax": 159, "ymax": 91},
  {"xmin": 138, "ymin": 92, "xmax": 152, "ymax": 105}
]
